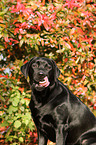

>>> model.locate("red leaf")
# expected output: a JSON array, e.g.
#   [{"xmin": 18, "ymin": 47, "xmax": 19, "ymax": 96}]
[
  {"xmin": 50, "ymin": 13, "xmax": 56, "ymax": 20},
  {"xmin": 10, "ymin": 67, "xmax": 14, "ymax": 70},
  {"xmin": 0, "ymin": 74, "xmax": 8, "ymax": 78},
  {"xmin": 64, "ymin": 58, "xmax": 68, "ymax": 62},
  {"xmin": 9, "ymin": 42, "xmax": 12, "ymax": 45},
  {"xmin": 4, "ymin": 37, "xmax": 9, "ymax": 42},
  {"xmin": 18, "ymin": 87, "xmax": 24, "ymax": 93},
  {"xmin": 93, "ymin": 104, "xmax": 96, "ymax": 110},
  {"xmin": 24, "ymin": 60, "xmax": 28, "ymax": 64},
  {"xmin": 63, "ymin": 0, "xmax": 80, "ymax": 9},
  {"xmin": 36, "ymin": 11, "xmax": 42, "ymax": 19},
  {"xmin": 21, "ymin": 22, "xmax": 28, "ymax": 28},
  {"xmin": 13, "ymin": 20, "xmax": 18, "ymax": 24},
  {"xmin": 14, "ymin": 28, "xmax": 19, "ymax": 35},
  {"xmin": 82, "ymin": 75, "xmax": 86, "ymax": 81},
  {"xmin": 43, "ymin": 22, "xmax": 49, "ymax": 31}
]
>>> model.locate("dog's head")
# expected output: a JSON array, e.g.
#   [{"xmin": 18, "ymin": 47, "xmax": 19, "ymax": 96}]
[{"xmin": 21, "ymin": 57, "xmax": 60, "ymax": 91}]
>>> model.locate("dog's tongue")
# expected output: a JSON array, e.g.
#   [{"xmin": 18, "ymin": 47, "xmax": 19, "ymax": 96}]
[{"xmin": 39, "ymin": 76, "xmax": 50, "ymax": 87}]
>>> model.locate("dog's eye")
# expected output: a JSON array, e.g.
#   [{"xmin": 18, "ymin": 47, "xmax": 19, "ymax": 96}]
[
  {"xmin": 45, "ymin": 64, "xmax": 52, "ymax": 70},
  {"xmin": 32, "ymin": 63, "xmax": 38, "ymax": 68}
]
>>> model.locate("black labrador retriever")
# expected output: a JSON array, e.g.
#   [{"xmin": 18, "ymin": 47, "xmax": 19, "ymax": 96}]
[{"xmin": 21, "ymin": 57, "xmax": 96, "ymax": 145}]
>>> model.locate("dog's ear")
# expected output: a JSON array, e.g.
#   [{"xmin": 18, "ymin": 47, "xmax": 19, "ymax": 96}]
[
  {"xmin": 21, "ymin": 57, "xmax": 36, "ymax": 78},
  {"xmin": 21, "ymin": 61, "xmax": 29, "ymax": 78},
  {"xmin": 51, "ymin": 59, "xmax": 61, "ymax": 79}
]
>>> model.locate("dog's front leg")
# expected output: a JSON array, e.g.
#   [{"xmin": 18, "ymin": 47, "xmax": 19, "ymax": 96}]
[
  {"xmin": 38, "ymin": 131, "xmax": 48, "ymax": 145},
  {"xmin": 56, "ymin": 125, "xmax": 68, "ymax": 145}
]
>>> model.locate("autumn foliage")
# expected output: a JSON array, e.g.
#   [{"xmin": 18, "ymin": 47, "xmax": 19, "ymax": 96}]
[{"xmin": 0, "ymin": 0, "xmax": 96, "ymax": 144}]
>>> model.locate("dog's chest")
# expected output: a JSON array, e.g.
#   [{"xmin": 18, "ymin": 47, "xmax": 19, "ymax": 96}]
[
  {"xmin": 32, "ymin": 103, "xmax": 56, "ymax": 126},
  {"xmin": 29, "ymin": 101, "xmax": 56, "ymax": 141}
]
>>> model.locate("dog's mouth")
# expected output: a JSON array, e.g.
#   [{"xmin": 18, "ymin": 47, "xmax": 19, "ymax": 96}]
[{"xmin": 35, "ymin": 76, "xmax": 50, "ymax": 90}]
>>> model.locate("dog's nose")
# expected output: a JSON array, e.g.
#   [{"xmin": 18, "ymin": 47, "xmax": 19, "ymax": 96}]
[{"xmin": 38, "ymin": 72, "xmax": 44, "ymax": 77}]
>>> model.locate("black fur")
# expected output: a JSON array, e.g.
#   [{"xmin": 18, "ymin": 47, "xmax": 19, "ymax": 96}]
[{"xmin": 21, "ymin": 57, "xmax": 96, "ymax": 145}]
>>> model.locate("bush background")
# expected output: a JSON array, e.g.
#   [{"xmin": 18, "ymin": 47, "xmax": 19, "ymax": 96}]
[{"xmin": 0, "ymin": 0, "xmax": 96, "ymax": 144}]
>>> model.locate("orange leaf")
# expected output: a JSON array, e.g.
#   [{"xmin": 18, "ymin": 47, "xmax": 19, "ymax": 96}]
[{"xmin": 19, "ymin": 87, "xmax": 24, "ymax": 93}]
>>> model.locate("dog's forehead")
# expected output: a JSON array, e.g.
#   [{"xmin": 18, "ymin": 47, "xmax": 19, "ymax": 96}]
[{"xmin": 35, "ymin": 58, "xmax": 51, "ymax": 65}]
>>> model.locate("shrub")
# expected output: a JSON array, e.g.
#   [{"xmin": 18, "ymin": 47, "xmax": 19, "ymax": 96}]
[
  {"xmin": 0, "ymin": 0, "xmax": 96, "ymax": 144},
  {"xmin": 0, "ymin": 74, "xmax": 36, "ymax": 144}
]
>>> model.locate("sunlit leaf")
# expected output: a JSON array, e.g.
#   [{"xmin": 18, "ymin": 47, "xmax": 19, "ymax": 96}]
[
  {"xmin": 14, "ymin": 120, "xmax": 21, "ymax": 128},
  {"xmin": 1, "ymin": 0, "xmax": 96, "ymax": 144}
]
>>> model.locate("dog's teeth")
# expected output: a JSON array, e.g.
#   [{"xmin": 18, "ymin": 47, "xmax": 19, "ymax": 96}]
[{"xmin": 39, "ymin": 80, "xmax": 46, "ymax": 84}]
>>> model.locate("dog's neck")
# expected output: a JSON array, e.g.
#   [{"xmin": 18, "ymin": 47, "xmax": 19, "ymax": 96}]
[
  {"xmin": 31, "ymin": 82, "xmax": 56, "ymax": 105},
  {"xmin": 31, "ymin": 86, "xmax": 49, "ymax": 105},
  {"xmin": 31, "ymin": 81, "xmax": 61, "ymax": 107}
]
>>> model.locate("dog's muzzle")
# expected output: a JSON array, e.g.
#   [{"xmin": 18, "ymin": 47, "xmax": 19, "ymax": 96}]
[{"xmin": 35, "ymin": 76, "xmax": 50, "ymax": 91}]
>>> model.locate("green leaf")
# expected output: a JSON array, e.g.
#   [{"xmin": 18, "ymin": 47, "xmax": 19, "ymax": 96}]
[
  {"xmin": 14, "ymin": 120, "xmax": 21, "ymax": 128},
  {"xmin": 28, "ymin": 121, "xmax": 35, "ymax": 131},
  {"xmin": 19, "ymin": 137, "xmax": 24, "ymax": 142},
  {"xmin": 25, "ymin": 112, "xmax": 31, "ymax": 119},
  {"xmin": 56, "ymin": 48, "xmax": 65, "ymax": 53},
  {"xmin": 35, "ymin": 45, "xmax": 39, "ymax": 51},
  {"xmin": 25, "ymin": 99, "xmax": 30, "ymax": 106},
  {"xmin": 20, "ymin": 106, "xmax": 24, "ymax": 111},
  {"xmin": 12, "ymin": 101, "xmax": 18, "ymax": 106},
  {"xmin": 10, "ymin": 143, "xmax": 18, "ymax": 145},
  {"xmin": 0, "ymin": 96, "xmax": 5, "ymax": 102},
  {"xmin": 12, "ymin": 98, "xmax": 19, "ymax": 106},
  {"xmin": 7, "ymin": 105, "xmax": 18, "ymax": 114},
  {"xmin": 23, "ymin": 119, "xmax": 29, "ymax": 125},
  {"xmin": 1, "ymin": 121, "xmax": 9, "ymax": 127},
  {"xmin": 76, "ymin": 57, "xmax": 80, "ymax": 64},
  {"xmin": 20, "ymin": 99, "xmax": 25, "ymax": 104},
  {"xmin": 20, "ymin": 39, "xmax": 24, "ymax": 47},
  {"xmin": 0, "ymin": 8, "xmax": 8, "ymax": 16}
]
